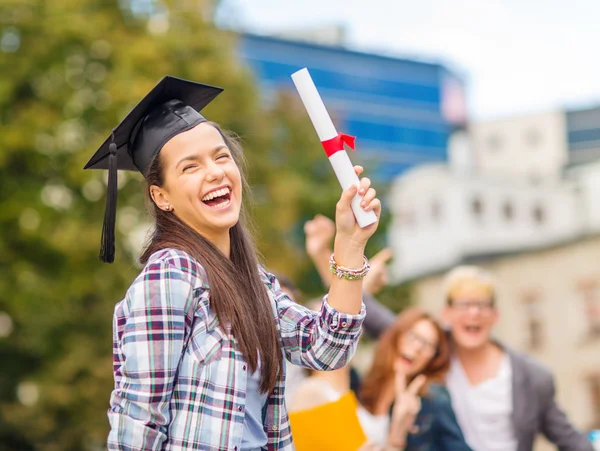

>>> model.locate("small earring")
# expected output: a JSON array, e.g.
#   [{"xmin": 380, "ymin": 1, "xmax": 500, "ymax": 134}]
[{"xmin": 165, "ymin": 206, "xmax": 171, "ymax": 211}]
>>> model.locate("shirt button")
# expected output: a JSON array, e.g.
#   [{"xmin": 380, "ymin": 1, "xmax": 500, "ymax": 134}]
[
  {"xmin": 341, "ymin": 321, "xmax": 348, "ymax": 327},
  {"xmin": 238, "ymin": 405, "xmax": 243, "ymax": 412},
  {"xmin": 273, "ymin": 388, "xmax": 278, "ymax": 394},
  {"xmin": 242, "ymin": 365, "xmax": 247, "ymax": 371},
  {"xmin": 272, "ymin": 425, "xmax": 278, "ymax": 431}
]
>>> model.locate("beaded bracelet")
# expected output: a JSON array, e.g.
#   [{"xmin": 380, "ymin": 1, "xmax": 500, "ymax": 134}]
[{"xmin": 329, "ymin": 253, "xmax": 370, "ymax": 280}]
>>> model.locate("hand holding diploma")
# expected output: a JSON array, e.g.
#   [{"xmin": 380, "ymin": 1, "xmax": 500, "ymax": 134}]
[{"xmin": 291, "ymin": 68, "xmax": 378, "ymax": 229}]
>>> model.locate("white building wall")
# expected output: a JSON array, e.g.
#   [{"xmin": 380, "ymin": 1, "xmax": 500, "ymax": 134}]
[
  {"xmin": 470, "ymin": 111, "xmax": 567, "ymax": 181},
  {"xmin": 388, "ymin": 165, "xmax": 584, "ymax": 282},
  {"xmin": 388, "ymin": 165, "xmax": 461, "ymax": 280}
]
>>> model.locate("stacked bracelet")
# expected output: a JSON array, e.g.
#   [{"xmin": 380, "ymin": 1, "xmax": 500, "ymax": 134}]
[{"xmin": 329, "ymin": 253, "xmax": 370, "ymax": 280}]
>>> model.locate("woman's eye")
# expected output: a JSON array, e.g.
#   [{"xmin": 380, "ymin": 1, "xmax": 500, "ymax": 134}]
[
  {"xmin": 217, "ymin": 154, "xmax": 230, "ymax": 161},
  {"xmin": 183, "ymin": 164, "xmax": 197, "ymax": 172}
]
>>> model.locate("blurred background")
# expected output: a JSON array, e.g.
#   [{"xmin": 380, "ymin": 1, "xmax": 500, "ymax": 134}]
[{"xmin": 1, "ymin": 0, "xmax": 600, "ymax": 449}]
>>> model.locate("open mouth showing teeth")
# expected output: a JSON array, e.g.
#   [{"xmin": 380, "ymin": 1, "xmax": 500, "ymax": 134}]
[
  {"xmin": 201, "ymin": 187, "xmax": 232, "ymax": 208},
  {"xmin": 400, "ymin": 354, "xmax": 414, "ymax": 364},
  {"xmin": 465, "ymin": 326, "xmax": 482, "ymax": 333}
]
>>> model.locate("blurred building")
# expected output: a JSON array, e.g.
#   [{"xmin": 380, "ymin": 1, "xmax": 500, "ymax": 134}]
[
  {"xmin": 567, "ymin": 105, "xmax": 600, "ymax": 166},
  {"xmin": 388, "ymin": 107, "xmax": 600, "ymax": 444},
  {"xmin": 388, "ymin": 107, "xmax": 600, "ymax": 280},
  {"xmin": 469, "ymin": 111, "xmax": 567, "ymax": 181},
  {"xmin": 387, "ymin": 164, "xmax": 583, "ymax": 281},
  {"xmin": 236, "ymin": 32, "xmax": 467, "ymax": 182}
]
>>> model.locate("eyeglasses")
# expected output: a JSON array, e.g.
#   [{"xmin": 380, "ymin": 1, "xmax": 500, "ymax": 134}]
[
  {"xmin": 450, "ymin": 299, "xmax": 494, "ymax": 313},
  {"xmin": 404, "ymin": 330, "xmax": 438, "ymax": 355}
]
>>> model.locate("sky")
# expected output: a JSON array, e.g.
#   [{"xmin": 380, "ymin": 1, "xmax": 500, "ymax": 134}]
[{"xmin": 217, "ymin": 0, "xmax": 600, "ymax": 121}]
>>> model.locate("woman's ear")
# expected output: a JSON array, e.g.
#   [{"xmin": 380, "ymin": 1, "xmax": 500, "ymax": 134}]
[{"xmin": 150, "ymin": 185, "xmax": 172, "ymax": 212}]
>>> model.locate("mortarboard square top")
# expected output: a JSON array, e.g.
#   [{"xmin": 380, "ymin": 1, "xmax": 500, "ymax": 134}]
[{"xmin": 84, "ymin": 75, "xmax": 223, "ymax": 174}]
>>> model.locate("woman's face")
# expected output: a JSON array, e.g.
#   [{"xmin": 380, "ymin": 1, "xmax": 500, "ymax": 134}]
[
  {"xmin": 395, "ymin": 319, "xmax": 439, "ymax": 376},
  {"xmin": 151, "ymin": 122, "xmax": 242, "ymax": 242}
]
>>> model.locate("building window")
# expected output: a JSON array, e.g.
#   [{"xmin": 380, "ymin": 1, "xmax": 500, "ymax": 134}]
[
  {"xmin": 524, "ymin": 127, "xmax": 542, "ymax": 148},
  {"xmin": 533, "ymin": 204, "xmax": 545, "ymax": 225},
  {"xmin": 587, "ymin": 373, "xmax": 600, "ymax": 429},
  {"xmin": 431, "ymin": 199, "xmax": 442, "ymax": 223},
  {"xmin": 577, "ymin": 279, "xmax": 600, "ymax": 338},
  {"xmin": 521, "ymin": 290, "xmax": 544, "ymax": 350},
  {"xmin": 487, "ymin": 133, "xmax": 503, "ymax": 152},
  {"xmin": 471, "ymin": 196, "xmax": 483, "ymax": 220},
  {"xmin": 502, "ymin": 201, "xmax": 514, "ymax": 222},
  {"xmin": 397, "ymin": 209, "xmax": 416, "ymax": 228}
]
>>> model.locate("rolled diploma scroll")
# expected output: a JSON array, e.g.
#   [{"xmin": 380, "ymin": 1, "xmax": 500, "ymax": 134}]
[{"xmin": 291, "ymin": 68, "xmax": 378, "ymax": 228}]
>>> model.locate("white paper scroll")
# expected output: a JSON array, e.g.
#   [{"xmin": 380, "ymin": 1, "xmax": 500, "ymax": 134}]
[{"xmin": 291, "ymin": 68, "xmax": 378, "ymax": 228}]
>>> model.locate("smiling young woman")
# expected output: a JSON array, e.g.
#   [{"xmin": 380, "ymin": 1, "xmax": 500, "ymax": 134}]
[
  {"xmin": 359, "ymin": 308, "xmax": 471, "ymax": 451},
  {"xmin": 84, "ymin": 76, "xmax": 381, "ymax": 451}
]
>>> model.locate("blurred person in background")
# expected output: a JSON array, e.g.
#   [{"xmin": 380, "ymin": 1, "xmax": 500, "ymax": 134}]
[
  {"xmin": 441, "ymin": 266, "xmax": 593, "ymax": 451},
  {"xmin": 86, "ymin": 78, "xmax": 382, "ymax": 451},
  {"xmin": 353, "ymin": 257, "xmax": 593, "ymax": 451},
  {"xmin": 289, "ymin": 303, "xmax": 469, "ymax": 450},
  {"xmin": 359, "ymin": 308, "xmax": 471, "ymax": 451}
]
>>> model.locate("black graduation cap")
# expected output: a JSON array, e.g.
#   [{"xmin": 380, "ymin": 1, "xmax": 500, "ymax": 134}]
[{"xmin": 84, "ymin": 75, "xmax": 223, "ymax": 263}]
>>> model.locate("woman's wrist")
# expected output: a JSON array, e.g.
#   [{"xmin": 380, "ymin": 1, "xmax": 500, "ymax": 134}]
[
  {"xmin": 386, "ymin": 434, "xmax": 407, "ymax": 450},
  {"xmin": 333, "ymin": 236, "xmax": 366, "ymax": 268},
  {"xmin": 329, "ymin": 253, "xmax": 370, "ymax": 280},
  {"xmin": 387, "ymin": 423, "xmax": 409, "ymax": 449}
]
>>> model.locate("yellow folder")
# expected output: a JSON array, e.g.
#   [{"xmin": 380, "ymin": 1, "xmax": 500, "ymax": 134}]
[{"xmin": 289, "ymin": 391, "xmax": 368, "ymax": 451}]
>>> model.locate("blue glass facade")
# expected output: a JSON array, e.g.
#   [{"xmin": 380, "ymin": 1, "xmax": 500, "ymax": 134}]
[{"xmin": 237, "ymin": 33, "xmax": 466, "ymax": 182}]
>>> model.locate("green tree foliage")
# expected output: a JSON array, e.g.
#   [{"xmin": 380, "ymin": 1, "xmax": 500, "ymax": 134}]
[{"xmin": 0, "ymin": 1, "xmax": 407, "ymax": 449}]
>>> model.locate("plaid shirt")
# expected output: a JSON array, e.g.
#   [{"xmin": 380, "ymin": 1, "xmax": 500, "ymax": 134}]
[{"xmin": 108, "ymin": 248, "xmax": 365, "ymax": 451}]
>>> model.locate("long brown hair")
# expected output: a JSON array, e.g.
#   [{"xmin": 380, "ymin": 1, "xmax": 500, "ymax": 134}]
[
  {"xmin": 360, "ymin": 308, "xmax": 450, "ymax": 413},
  {"xmin": 140, "ymin": 122, "xmax": 282, "ymax": 393}
]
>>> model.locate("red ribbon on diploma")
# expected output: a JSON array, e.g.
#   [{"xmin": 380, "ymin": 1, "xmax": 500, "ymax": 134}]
[{"xmin": 321, "ymin": 132, "xmax": 356, "ymax": 157}]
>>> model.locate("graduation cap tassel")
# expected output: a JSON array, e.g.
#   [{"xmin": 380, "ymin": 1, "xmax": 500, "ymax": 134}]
[{"xmin": 99, "ymin": 138, "xmax": 118, "ymax": 263}]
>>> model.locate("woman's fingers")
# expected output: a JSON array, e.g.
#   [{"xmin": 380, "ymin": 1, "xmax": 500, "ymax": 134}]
[
  {"xmin": 354, "ymin": 165, "xmax": 364, "ymax": 176},
  {"xmin": 407, "ymin": 375, "xmax": 427, "ymax": 396},
  {"xmin": 360, "ymin": 187, "xmax": 377, "ymax": 209},
  {"xmin": 394, "ymin": 362, "xmax": 407, "ymax": 394},
  {"xmin": 337, "ymin": 184, "xmax": 357, "ymax": 211},
  {"xmin": 371, "ymin": 247, "xmax": 393, "ymax": 265},
  {"xmin": 358, "ymin": 177, "xmax": 371, "ymax": 196},
  {"xmin": 367, "ymin": 198, "xmax": 382, "ymax": 218}
]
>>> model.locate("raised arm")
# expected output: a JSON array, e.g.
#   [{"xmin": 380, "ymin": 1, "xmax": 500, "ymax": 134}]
[
  {"xmin": 270, "ymin": 167, "xmax": 381, "ymax": 370},
  {"xmin": 305, "ymin": 213, "xmax": 395, "ymax": 338},
  {"xmin": 325, "ymin": 166, "xmax": 380, "ymax": 315}
]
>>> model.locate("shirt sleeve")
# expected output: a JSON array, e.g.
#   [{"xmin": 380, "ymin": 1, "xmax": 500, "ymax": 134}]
[
  {"xmin": 264, "ymin": 271, "xmax": 365, "ymax": 371},
  {"xmin": 107, "ymin": 259, "xmax": 197, "ymax": 451},
  {"xmin": 540, "ymin": 374, "xmax": 594, "ymax": 451}
]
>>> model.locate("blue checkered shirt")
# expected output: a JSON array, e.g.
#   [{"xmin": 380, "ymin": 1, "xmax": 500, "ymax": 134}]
[{"xmin": 108, "ymin": 248, "xmax": 365, "ymax": 450}]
